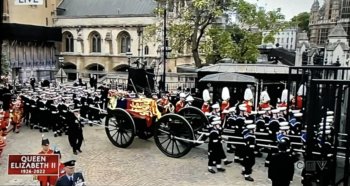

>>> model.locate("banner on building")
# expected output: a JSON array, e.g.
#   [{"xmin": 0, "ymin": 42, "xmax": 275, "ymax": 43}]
[
  {"xmin": 15, "ymin": 0, "xmax": 43, "ymax": 5},
  {"xmin": 8, "ymin": 154, "xmax": 59, "ymax": 175}
]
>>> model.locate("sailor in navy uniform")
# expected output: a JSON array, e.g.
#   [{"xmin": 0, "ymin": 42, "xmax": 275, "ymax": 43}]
[
  {"xmin": 268, "ymin": 140, "xmax": 295, "ymax": 186},
  {"xmin": 55, "ymin": 160, "xmax": 85, "ymax": 186},
  {"xmin": 207, "ymin": 118, "xmax": 232, "ymax": 173},
  {"xmin": 241, "ymin": 124, "xmax": 256, "ymax": 182}
]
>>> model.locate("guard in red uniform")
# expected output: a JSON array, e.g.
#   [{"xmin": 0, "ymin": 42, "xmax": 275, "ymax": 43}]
[
  {"xmin": 175, "ymin": 93, "xmax": 186, "ymax": 113},
  {"xmin": 259, "ymin": 87, "xmax": 271, "ymax": 110},
  {"xmin": 0, "ymin": 128, "xmax": 6, "ymax": 159},
  {"xmin": 11, "ymin": 97, "xmax": 23, "ymax": 133},
  {"xmin": 244, "ymin": 85, "xmax": 254, "ymax": 113},
  {"xmin": 296, "ymin": 84, "xmax": 305, "ymax": 110},
  {"xmin": 201, "ymin": 89, "xmax": 211, "ymax": 113},
  {"xmin": 35, "ymin": 136, "xmax": 54, "ymax": 186},
  {"xmin": 221, "ymin": 87, "xmax": 230, "ymax": 119}
]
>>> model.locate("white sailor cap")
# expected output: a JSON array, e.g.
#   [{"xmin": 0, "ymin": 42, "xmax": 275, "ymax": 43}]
[
  {"xmin": 319, "ymin": 122, "xmax": 331, "ymax": 126},
  {"xmin": 272, "ymin": 109, "xmax": 280, "ymax": 114},
  {"xmin": 318, "ymin": 130, "xmax": 331, "ymax": 135},
  {"xmin": 294, "ymin": 113, "xmax": 303, "ymax": 117},
  {"xmin": 258, "ymin": 111, "xmax": 266, "ymax": 115},
  {"xmin": 278, "ymin": 107, "xmax": 287, "ymax": 111},
  {"xmin": 291, "ymin": 110, "xmax": 300, "ymax": 114},
  {"xmin": 228, "ymin": 107, "xmax": 236, "ymax": 113},
  {"xmin": 186, "ymin": 95, "xmax": 194, "ymax": 102},
  {"xmin": 327, "ymin": 111, "xmax": 334, "ymax": 116},
  {"xmin": 239, "ymin": 104, "xmax": 247, "ymax": 111},
  {"xmin": 213, "ymin": 117, "xmax": 221, "ymax": 121},
  {"xmin": 250, "ymin": 111, "xmax": 258, "ymax": 115},
  {"xmin": 245, "ymin": 120, "xmax": 253, "ymax": 124},
  {"xmin": 222, "ymin": 109, "xmax": 229, "ymax": 114},
  {"xmin": 319, "ymin": 125, "xmax": 331, "ymax": 130},
  {"xmin": 280, "ymin": 125, "xmax": 290, "ymax": 130},
  {"xmin": 246, "ymin": 124, "xmax": 256, "ymax": 130},
  {"xmin": 179, "ymin": 93, "xmax": 186, "ymax": 98},
  {"xmin": 326, "ymin": 116, "xmax": 334, "ymax": 120},
  {"xmin": 205, "ymin": 112, "xmax": 212, "ymax": 117},
  {"xmin": 211, "ymin": 120, "xmax": 221, "ymax": 125},
  {"xmin": 212, "ymin": 103, "xmax": 220, "ymax": 109},
  {"xmin": 279, "ymin": 121, "xmax": 289, "ymax": 126}
]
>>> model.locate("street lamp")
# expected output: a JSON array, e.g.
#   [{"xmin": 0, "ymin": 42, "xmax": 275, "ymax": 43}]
[{"xmin": 58, "ymin": 56, "xmax": 64, "ymax": 84}]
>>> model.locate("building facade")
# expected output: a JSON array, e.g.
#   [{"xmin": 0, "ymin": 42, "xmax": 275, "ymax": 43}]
[
  {"xmin": 262, "ymin": 28, "xmax": 298, "ymax": 51},
  {"xmin": 309, "ymin": 0, "xmax": 350, "ymax": 46},
  {"xmin": 2, "ymin": 0, "xmax": 62, "ymax": 83},
  {"xmin": 54, "ymin": 0, "xmax": 196, "ymax": 91}
]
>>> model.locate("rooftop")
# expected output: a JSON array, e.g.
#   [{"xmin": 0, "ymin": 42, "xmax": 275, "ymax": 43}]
[{"xmin": 58, "ymin": 0, "xmax": 157, "ymax": 18}]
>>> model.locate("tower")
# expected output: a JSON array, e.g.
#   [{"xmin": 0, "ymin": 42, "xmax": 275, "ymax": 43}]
[{"xmin": 310, "ymin": 0, "xmax": 320, "ymax": 24}]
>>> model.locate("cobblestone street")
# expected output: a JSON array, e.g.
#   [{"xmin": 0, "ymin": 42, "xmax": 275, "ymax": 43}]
[{"xmin": 0, "ymin": 124, "xmax": 302, "ymax": 186}]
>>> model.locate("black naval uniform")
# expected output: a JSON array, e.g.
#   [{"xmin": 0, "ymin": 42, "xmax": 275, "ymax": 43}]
[
  {"xmin": 268, "ymin": 142, "xmax": 295, "ymax": 186},
  {"xmin": 241, "ymin": 131, "xmax": 256, "ymax": 181},
  {"xmin": 67, "ymin": 112, "xmax": 84, "ymax": 154}
]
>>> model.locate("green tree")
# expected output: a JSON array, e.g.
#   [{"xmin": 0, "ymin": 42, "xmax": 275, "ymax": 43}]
[
  {"xmin": 145, "ymin": 0, "xmax": 287, "ymax": 66},
  {"xmin": 203, "ymin": 1, "xmax": 287, "ymax": 63},
  {"xmin": 291, "ymin": 12, "xmax": 310, "ymax": 32}
]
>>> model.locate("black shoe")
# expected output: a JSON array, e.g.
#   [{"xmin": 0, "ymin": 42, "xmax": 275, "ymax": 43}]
[
  {"xmin": 217, "ymin": 167, "xmax": 225, "ymax": 172},
  {"xmin": 73, "ymin": 151, "xmax": 78, "ymax": 155},
  {"xmin": 265, "ymin": 162, "xmax": 270, "ymax": 167},
  {"xmin": 54, "ymin": 133, "xmax": 58, "ymax": 137},
  {"xmin": 234, "ymin": 159, "xmax": 241, "ymax": 163},
  {"xmin": 245, "ymin": 176, "xmax": 254, "ymax": 182},
  {"xmin": 224, "ymin": 161, "xmax": 233, "ymax": 165},
  {"xmin": 208, "ymin": 169, "xmax": 216, "ymax": 174},
  {"xmin": 77, "ymin": 149, "xmax": 82, "ymax": 153},
  {"xmin": 255, "ymin": 152, "xmax": 263, "ymax": 157}
]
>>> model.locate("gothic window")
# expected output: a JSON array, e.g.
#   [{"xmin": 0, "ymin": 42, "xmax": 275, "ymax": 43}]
[
  {"xmin": 117, "ymin": 31, "xmax": 131, "ymax": 54},
  {"xmin": 144, "ymin": 46, "xmax": 149, "ymax": 55},
  {"xmin": 90, "ymin": 32, "xmax": 101, "ymax": 53},
  {"xmin": 63, "ymin": 32, "xmax": 74, "ymax": 52}
]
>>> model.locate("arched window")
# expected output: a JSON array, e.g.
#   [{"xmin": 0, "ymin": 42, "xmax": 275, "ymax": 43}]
[
  {"xmin": 117, "ymin": 31, "xmax": 131, "ymax": 54},
  {"xmin": 90, "ymin": 32, "xmax": 101, "ymax": 53},
  {"xmin": 144, "ymin": 46, "xmax": 149, "ymax": 55},
  {"xmin": 63, "ymin": 32, "xmax": 74, "ymax": 52}
]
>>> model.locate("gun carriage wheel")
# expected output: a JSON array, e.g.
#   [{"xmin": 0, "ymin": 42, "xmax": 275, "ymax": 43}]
[
  {"xmin": 154, "ymin": 113, "xmax": 195, "ymax": 158},
  {"xmin": 178, "ymin": 106, "xmax": 209, "ymax": 145},
  {"xmin": 105, "ymin": 108, "xmax": 136, "ymax": 148}
]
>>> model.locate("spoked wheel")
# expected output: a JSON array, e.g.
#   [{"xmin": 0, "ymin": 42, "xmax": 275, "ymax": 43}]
[
  {"xmin": 178, "ymin": 106, "xmax": 209, "ymax": 145},
  {"xmin": 154, "ymin": 114, "xmax": 195, "ymax": 158},
  {"xmin": 105, "ymin": 108, "xmax": 136, "ymax": 148}
]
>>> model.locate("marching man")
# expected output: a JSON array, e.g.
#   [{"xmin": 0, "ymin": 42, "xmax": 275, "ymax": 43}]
[
  {"xmin": 201, "ymin": 89, "xmax": 211, "ymax": 113},
  {"xmin": 208, "ymin": 117, "xmax": 232, "ymax": 173},
  {"xmin": 244, "ymin": 85, "xmax": 254, "ymax": 113},
  {"xmin": 35, "ymin": 136, "xmax": 54, "ymax": 186},
  {"xmin": 241, "ymin": 124, "xmax": 256, "ymax": 182},
  {"xmin": 278, "ymin": 88, "xmax": 289, "ymax": 108},
  {"xmin": 259, "ymin": 87, "xmax": 271, "ymax": 110}
]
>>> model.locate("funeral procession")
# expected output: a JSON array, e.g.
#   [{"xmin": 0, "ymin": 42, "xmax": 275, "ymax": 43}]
[{"xmin": 1, "ymin": 0, "xmax": 350, "ymax": 186}]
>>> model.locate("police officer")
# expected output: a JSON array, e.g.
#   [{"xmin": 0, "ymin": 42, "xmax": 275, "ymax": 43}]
[{"xmin": 268, "ymin": 140, "xmax": 295, "ymax": 186}]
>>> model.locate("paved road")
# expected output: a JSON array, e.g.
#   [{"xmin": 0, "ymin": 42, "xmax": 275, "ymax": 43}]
[{"xmin": 0, "ymin": 124, "xmax": 302, "ymax": 186}]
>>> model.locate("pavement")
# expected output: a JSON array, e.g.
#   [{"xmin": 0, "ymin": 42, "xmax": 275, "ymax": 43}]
[{"xmin": 0, "ymin": 123, "xmax": 302, "ymax": 186}]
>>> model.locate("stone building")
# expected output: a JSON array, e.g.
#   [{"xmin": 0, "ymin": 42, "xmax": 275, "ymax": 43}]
[
  {"xmin": 309, "ymin": 0, "xmax": 350, "ymax": 46},
  {"xmin": 2, "ymin": 0, "xmax": 62, "ymax": 83},
  {"xmin": 54, "ymin": 0, "xmax": 196, "ymax": 90},
  {"xmin": 262, "ymin": 28, "xmax": 298, "ymax": 51}
]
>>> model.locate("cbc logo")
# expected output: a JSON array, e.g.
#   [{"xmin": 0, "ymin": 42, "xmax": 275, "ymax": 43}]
[{"xmin": 296, "ymin": 161, "xmax": 304, "ymax": 169}]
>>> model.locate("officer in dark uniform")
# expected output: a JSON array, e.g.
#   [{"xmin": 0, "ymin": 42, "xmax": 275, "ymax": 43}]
[
  {"xmin": 55, "ymin": 160, "xmax": 85, "ymax": 186},
  {"xmin": 67, "ymin": 110, "xmax": 84, "ymax": 155},
  {"xmin": 241, "ymin": 124, "xmax": 256, "ymax": 182},
  {"xmin": 268, "ymin": 140, "xmax": 295, "ymax": 186},
  {"xmin": 30, "ymin": 77, "xmax": 36, "ymax": 91}
]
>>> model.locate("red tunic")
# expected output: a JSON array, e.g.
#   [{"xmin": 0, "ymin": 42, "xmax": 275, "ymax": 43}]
[
  {"xmin": 221, "ymin": 100, "xmax": 230, "ymax": 111},
  {"xmin": 278, "ymin": 102, "xmax": 288, "ymax": 108},
  {"xmin": 0, "ymin": 136, "xmax": 6, "ymax": 157},
  {"xmin": 38, "ymin": 149, "xmax": 54, "ymax": 186},
  {"xmin": 244, "ymin": 100, "xmax": 253, "ymax": 113},
  {"xmin": 201, "ymin": 102, "xmax": 210, "ymax": 113},
  {"xmin": 296, "ymin": 96, "xmax": 303, "ymax": 109},
  {"xmin": 175, "ymin": 101, "xmax": 184, "ymax": 113},
  {"xmin": 259, "ymin": 102, "xmax": 270, "ymax": 110}
]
